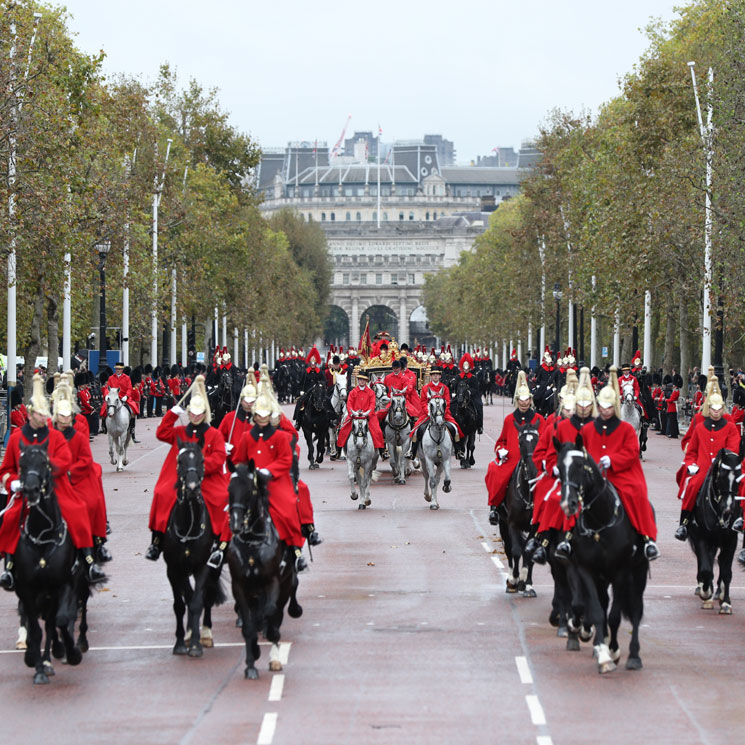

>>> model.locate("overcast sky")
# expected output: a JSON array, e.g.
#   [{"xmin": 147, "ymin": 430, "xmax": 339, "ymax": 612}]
[{"xmin": 58, "ymin": 0, "xmax": 682, "ymax": 163}]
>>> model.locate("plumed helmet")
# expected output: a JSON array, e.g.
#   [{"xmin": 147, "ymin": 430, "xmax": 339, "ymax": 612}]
[
  {"xmin": 253, "ymin": 391, "xmax": 274, "ymax": 418},
  {"xmin": 543, "ymin": 345, "xmax": 552, "ymax": 364},
  {"xmin": 632, "ymin": 350, "xmax": 642, "ymax": 367},
  {"xmin": 561, "ymin": 393, "xmax": 577, "ymax": 416},
  {"xmin": 223, "ymin": 351, "xmax": 231, "ymax": 362},
  {"xmin": 559, "ymin": 368, "xmax": 579, "ymax": 402},
  {"xmin": 52, "ymin": 382, "xmax": 75, "ymax": 420},
  {"xmin": 187, "ymin": 375, "xmax": 211, "ymax": 420},
  {"xmin": 596, "ymin": 366, "xmax": 621, "ymax": 418},
  {"xmin": 306, "ymin": 346, "xmax": 321, "ymax": 366},
  {"xmin": 702, "ymin": 375, "xmax": 724, "ymax": 416},
  {"xmin": 459, "ymin": 352, "xmax": 474, "ymax": 373},
  {"xmin": 575, "ymin": 367, "xmax": 598, "ymax": 416},
  {"xmin": 27, "ymin": 373, "xmax": 51, "ymax": 418},
  {"xmin": 258, "ymin": 364, "xmax": 282, "ymax": 424},
  {"xmin": 512, "ymin": 370, "xmax": 532, "ymax": 406},
  {"xmin": 241, "ymin": 380, "xmax": 258, "ymax": 403}
]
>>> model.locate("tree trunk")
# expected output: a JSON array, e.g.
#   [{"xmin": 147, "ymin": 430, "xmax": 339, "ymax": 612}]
[
  {"xmin": 650, "ymin": 302, "xmax": 660, "ymax": 372},
  {"xmin": 679, "ymin": 297, "xmax": 690, "ymax": 380},
  {"xmin": 663, "ymin": 294, "xmax": 675, "ymax": 376},
  {"xmin": 23, "ymin": 284, "xmax": 45, "ymax": 401},
  {"xmin": 47, "ymin": 294, "xmax": 59, "ymax": 374}
]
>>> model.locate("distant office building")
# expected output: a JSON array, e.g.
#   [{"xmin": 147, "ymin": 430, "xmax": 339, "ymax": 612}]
[
  {"xmin": 476, "ymin": 146, "xmax": 518, "ymax": 168},
  {"xmin": 423, "ymin": 134, "xmax": 456, "ymax": 166}
]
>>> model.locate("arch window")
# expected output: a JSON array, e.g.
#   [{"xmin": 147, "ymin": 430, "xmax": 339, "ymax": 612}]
[
  {"xmin": 321, "ymin": 212, "xmax": 326, "ymax": 221},
  {"xmin": 330, "ymin": 212, "xmax": 335, "ymax": 221},
  {"xmin": 356, "ymin": 211, "xmax": 362, "ymax": 221},
  {"xmin": 409, "ymin": 211, "xmax": 414, "ymax": 221},
  {"xmin": 346, "ymin": 211, "xmax": 351, "ymax": 221}
]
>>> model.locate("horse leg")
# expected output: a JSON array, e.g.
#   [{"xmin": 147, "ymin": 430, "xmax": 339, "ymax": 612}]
[
  {"xmin": 622, "ymin": 561, "xmax": 647, "ymax": 670},
  {"xmin": 717, "ymin": 533, "xmax": 737, "ymax": 615},
  {"xmin": 56, "ymin": 583, "xmax": 82, "ymax": 666},
  {"xmin": 108, "ymin": 430, "xmax": 116, "ymax": 465},
  {"xmin": 77, "ymin": 591, "xmax": 89, "ymax": 653},
  {"xmin": 167, "ymin": 566, "xmax": 188, "ymax": 655},
  {"xmin": 16, "ymin": 600, "xmax": 27, "ymax": 650},
  {"xmin": 305, "ymin": 428, "xmax": 316, "ymax": 470},
  {"xmin": 581, "ymin": 574, "xmax": 614, "ymax": 674},
  {"xmin": 468, "ymin": 432, "xmax": 476, "ymax": 467},
  {"xmin": 522, "ymin": 530, "xmax": 537, "ymax": 598},
  {"xmin": 347, "ymin": 453, "xmax": 359, "ymax": 501},
  {"xmin": 187, "ymin": 567, "xmax": 209, "ymax": 657},
  {"xmin": 21, "ymin": 596, "xmax": 47, "ymax": 685},
  {"xmin": 697, "ymin": 538, "xmax": 715, "ymax": 607},
  {"xmin": 42, "ymin": 618, "xmax": 55, "ymax": 677},
  {"xmin": 442, "ymin": 451, "xmax": 452, "ymax": 494}
]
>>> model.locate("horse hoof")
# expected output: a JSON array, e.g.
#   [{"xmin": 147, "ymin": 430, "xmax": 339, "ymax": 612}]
[
  {"xmin": 443, "ymin": 481, "xmax": 452, "ymax": 493},
  {"xmin": 109, "ymin": 458, "xmax": 116, "ymax": 466},
  {"xmin": 188, "ymin": 643, "xmax": 204, "ymax": 658},
  {"xmin": 245, "ymin": 666, "xmax": 259, "ymax": 680},
  {"xmin": 78, "ymin": 637, "xmax": 89, "ymax": 654},
  {"xmin": 610, "ymin": 648, "xmax": 622, "ymax": 663},
  {"xmin": 424, "ymin": 493, "xmax": 432, "ymax": 502},
  {"xmin": 364, "ymin": 498, "xmax": 371, "ymax": 507},
  {"xmin": 579, "ymin": 625, "xmax": 595, "ymax": 643},
  {"xmin": 269, "ymin": 660, "xmax": 283, "ymax": 672},
  {"xmin": 200, "ymin": 631, "xmax": 214, "ymax": 648},
  {"xmin": 66, "ymin": 647, "xmax": 83, "ymax": 666},
  {"xmin": 52, "ymin": 638, "xmax": 65, "ymax": 659},
  {"xmin": 358, "ymin": 504, "xmax": 366, "ymax": 510},
  {"xmin": 694, "ymin": 584, "xmax": 702, "ymax": 596},
  {"xmin": 557, "ymin": 626, "xmax": 569, "ymax": 638},
  {"xmin": 42, "ymin": 660, "xmax": 55, "ymax": 676},
  {"xmin": 505, "ymin": 581, "xmax": 518, "ymax": 594},
  {"xmin": 288, "ymin": 600, "xmax": 303, "ymax": 618},
  {"xmin": 116, "ymin": 466, "xmax": 123, "ymax": 472},
  {"xmin": 429, "ymin": 504, "xmax": 439, "ymax": 510},
  {"xmin": 719, "ymin": 603, "xmax": 733, "ymax": 615},
  {"xmin": 566, "ymin": 636, "xmax": 580, "ymax": 651},
  {"xmin": 173, "ymin": 642, "xmax": 188, "ymax": 655},
  {"xmin": 522, "ymin": 586, "xmax": 537, "ymax": 599},
  {"xmin": 33, "ymin": 672, "xmax": 50, "ymax": 685},
  {"xmin": 122, "ymin": 459, "xmax": 129, "ymax": 466},
  {"xmin": 701, "ymin": 599, "xmax": 714, "ymax": 610},
  {"xmin": 235, "ymin": 616, "xmax": 243, "ymax": 628},
  {"xmin": 598, "ymin": 661, "xmax": 616, "ymax": 674},
  {"xmin": 517, "ymin": 580, "xmax": 526, "ymax": 592},
  {"xmin": 469, "ymin": 457, "xmax": 475, "ymax": 466},
  {"xmin": 16, "ymin": 638, "xmax": 27, "ymax": 651},
  {"xmin": 626, "ymin": 657, "xmax": 643, "ymax": 670},
  {"xmin": 350, "ymin": 492, "xmax": 358, "ymax": 501},
  {"xmin": 548, "ymin": 609, "xmax": 560, "ymax": 627}
]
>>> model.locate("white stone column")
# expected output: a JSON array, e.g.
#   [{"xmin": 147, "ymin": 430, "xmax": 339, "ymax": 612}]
[
  {"xmin": 613, "ymin": 309, "xmax": 621, "ymax": 367},
  {"xmin": 399, "ymin": 296, "xmax": 409, "ymax": 344},
  {"xmin": 233, "ymin": 327, "xmax": 239, "ymax": 364},
  {"xmin": 351, "ymin": 298, "xmax": 359, "ymax": 345},
  {"xmin": 244, "ymin": 329, "xmax": 248, "ymax": 369},
  {"xmin": 643, "ymin": 290, "xmax": 652, "ymax": 369}
]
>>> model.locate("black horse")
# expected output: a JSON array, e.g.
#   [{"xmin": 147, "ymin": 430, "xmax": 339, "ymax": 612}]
[
  {"xmin": 13, "ymin": 443, "xmax": 90, "ymax": 684},
  {"xmin": 227, "ymin": 461, "xmax": 302, "ymax": 679},
  {"xmin": 300, "ymin": 383, "xmax": 331, "ymax": 470},
  {"xmin": 476, "ymin": 366, "xmax": 493, "ymax": 406},
  {"xmin": 687, "ymin": 448, "xmax": 740, "ymax": 614},
  {"xmin": 555, "ymin": 436, "xmax": 649, "ymax": 673},
  {"xmin": 163, "ymin": 441, "xmax": 226, "ymax": 657},
  {"xmin": 209, "ymin": 370, "xmax": 235, "ymax": 427},
  {"xmin": 273, "ymin": 365, "xmax": 292, "ymax": 403},
  {"xmin": 451, "ymin": 379, "xmax": 477, "ymax": 468},
  {"xmin": 497, "ymin": 424, "xmax": 540, "ymax": 597}
]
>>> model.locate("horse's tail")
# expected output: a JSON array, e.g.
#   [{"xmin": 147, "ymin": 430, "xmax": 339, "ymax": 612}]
[{"xmin": 205, "ymin": 570, "xmax": 228, "ymax": 607}]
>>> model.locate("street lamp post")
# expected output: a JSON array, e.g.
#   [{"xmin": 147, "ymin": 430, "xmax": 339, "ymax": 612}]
[
  {"xmin": 96, "ymin": 240, "xmax": 111, "ymax": 371},
  {"xmin": 552, "ymin": 283, "xmax": 562, "ymax": 358}
]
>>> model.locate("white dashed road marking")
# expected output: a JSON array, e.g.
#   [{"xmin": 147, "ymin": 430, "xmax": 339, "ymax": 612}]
[{"xmin": 257, "ymin": 712, "xmax": 278, "ymax": 745}]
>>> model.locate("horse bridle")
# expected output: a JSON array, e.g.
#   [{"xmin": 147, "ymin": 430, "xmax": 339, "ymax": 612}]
[
  {"xmin": 20, "ymin": 456, "xmax": 67, "ymax": 548},
  {"xmin": 173, "ymin": 452, "xmax": 206, "ymax": 543},
  {"xmin": 702, "ymin": 457, "xmax": 741, "ymax": 530}
]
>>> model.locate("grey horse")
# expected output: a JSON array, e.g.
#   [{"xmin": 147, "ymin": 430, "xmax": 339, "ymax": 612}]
[
  {"xmin": 105, "ymin": 387, "xmax": 131, "ymax": 472},
  {"xmin": 329, "ymin": 375, "xmax": 348, "ymax": 460},
  {"xmin": 345, "ymin": 412, "xmax": 378, "ymax": 510},
  {"xmin": 384, "ymin": 389, "xmax": 412, "ymax": 484},
  {"xmin": 620, "ymin": 381, "xmax": 642, "ymax": 458},
  {"xmin": 419, "ymin": 396, "xmax": 453, "ymax": 510}
]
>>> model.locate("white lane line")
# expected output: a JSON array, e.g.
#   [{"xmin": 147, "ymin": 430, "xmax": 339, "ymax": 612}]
[
  {"xmin": 515, "ymin": 656, "xmax": 533, "ymax": 684},
  {"xmin": 537, "ymin": 737, "xmax": 554, "ymax": 745},
  {"xmin": 526, "ymin": 695, "xmax": 546, "ymax": 725},
  {"xmin": 268, "ymin": 674, "xmax": 285, "ymax": 702},
  {"xmin": 481, "ymin": 541, "xmax": 492, "ymax": 552},
  {"xmin": 491, "ymin": 555, "xmax": 505, "ymax": 570},
  {"xmin": 278, "ymin": 641, "xmax": 292, "ymax": 665},
  {"xmin": 257, "ymin": 712, "xmax": 278, "ymax": 745}
]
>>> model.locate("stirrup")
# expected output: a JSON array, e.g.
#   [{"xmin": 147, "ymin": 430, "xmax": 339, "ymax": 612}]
[
  {"xmin": 0, "ymin": 568, "xmax": 14, "ymax": 591},
  {"xmin": 145, "ymin": 543, "xmax": 162, "ymax": 561},
  {"xmin": 644, "ymin": 540, "xmax": 660, "ymax": 561},
  {"xmin": 207, "ymin": 549, "xmax": 224, "ymax": 569},
  {"xmin": 555, "ymin": 541, "xmax": 572, "ymax": 561},
  {"xmin": 733, "ymin": 517, "xmax": 744, "ymax": 533},
  {"xmin": 674, "ymin": 524, "xmax": 688, "ymax": 541}
]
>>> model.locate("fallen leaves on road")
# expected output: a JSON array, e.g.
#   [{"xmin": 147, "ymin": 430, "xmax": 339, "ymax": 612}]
[{"xmin": 367, "ymin": 562, "xmax": 375, "ymax": 566}]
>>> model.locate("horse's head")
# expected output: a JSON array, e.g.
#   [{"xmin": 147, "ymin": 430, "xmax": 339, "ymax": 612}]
[
  {"xmin": 350, "ymin": 411, "xmax": 370, "ymax": 442},
  {"xmin": 554, "ymin": 434, "xmax": 602, "ymax": 517},
  {"xmin": 518, "ymin": 425, "xmax": 540, "ymax": 481},
  {"xmin": 105, "ymin": 387, "xmax": 121, "ymax": 417},
  {"xmin": 228, "ymin": 460, "xmax": 270, "ymax": 536},
  {"xmin": 175, "ymin": 439, "xmax": 204, "ymax": 502},
  {"xmin": 710, "ymin": 448, "xmax": 743, "ymax": 525},
  {"xmin": 456, "ymin": 380, "xmax": 470, "ymax": 405},
  {"xmin": 621, "ymin": 381, "xmax": 635, "ymax": 403},
  {"xmin": 310, "ymin": 383, "xmax": 326, "ymax": 411},
  {"xmin": 388, "ymin": 389, "xmax": 407, "ymax": 424},
  {"xmin": 428, "ymin": 396, "xmax": 446, "ymax": 424},
  {"xmin": 18, "ymin": 441, "xmax": 52, "ymax": 508}
]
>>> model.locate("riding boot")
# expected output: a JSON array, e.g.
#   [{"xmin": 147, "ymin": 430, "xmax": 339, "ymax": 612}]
[
  {"xmin": 145, "ymin": 531, "xmax": 164, "ymax": 561},
  {"xmin": 0, "ymin": 554, "xmax": 15, "ymax": 591},
  {"xmin": 409, "ymin": 439, "xmax": 419, "ymax": 460},
  {"xmin": 129, "ymin": 418, "xmax": 140, "ymax": 443},
  {"xmin": 733, "ymin": 516, "xmax": 744, "ymax": 533},
  {"xmin": 291, "ymin": 546, "xmax": 308, "ymax": 573},
  {"xmin": 488, "ymin": 505, "xmax": 499, "ymax": 526},
  {"xmin": 94, "ymin": 536, "xmax": 112, "ymax": 563},
  {"xmin": 80, "ymin": 547, "xmax": 107, "ymax": 584},
  {"xmin": 302, "ymin": 524, "xmax": 323, "ymax": 546},
  {"xmin": 207, "ymin": 540, "xmax": 229, "ymax": 569},
  {"xmin": 525, "ymin": 533, "xmax": 541, "ymax": 557},
  {"xmin": 644, "ymin": 537, "xmax": 660, "ymax": 561},
  {"xmin": 101, "ymin": 418, "xmax": 107, "ymax": 435},
  {"xmin": 378, "ymin": 447, "xmax": 387, "ymax": 459},
  {"xmin": 555, "ymin": 533, "xmax": 573, "ymax": 563},
  {"xmin": 675, "ymin": 510, "xmax": 693, "ymax": 541},
  {"xmin": 532, "ymin": 538, "xmax": 549, "ymax": 565}
]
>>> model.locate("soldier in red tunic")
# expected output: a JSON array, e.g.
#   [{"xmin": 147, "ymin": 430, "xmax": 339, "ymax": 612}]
[
  {"xmin": 233, "ymin": 392, "xmax": 308, "ymax": 572},
  {"xmin": 52, "ymin": 384, "xmax": 111, "ymax": 562},
  {"xmin": 337, "ymin": 372, "xmax": 385, "ymax": 452},
  {"xmin": 0, "ymin": 375, "xmax": 106, "ymax": 589},
  {"xmin": 219, "ymin": 379, "xmax": 259, "ymax": 466},
  {"xmin": 145, "ymin": 375, "xmax": 231, "ymax": 567},
  {"xmin": 9, "ymin": 386, "xmax": 26, "ymax": 431},
  {"xmin": 100, "ymin": 360, "xmax": 140, "ymax": 419},
  {"xmin": 675, "ymin": 380, "xmax": 741, "ymax": 540},
  {"xmin": 410, "ymin": 365, "xmax": 463, "ymax": 446},
  {"xmin": 486, "ymin": 371, "xmax": 545, "ymax": 524},
  {"xmin": 557, "ymin": 367, "xmax": 659, "ymax": 561}
]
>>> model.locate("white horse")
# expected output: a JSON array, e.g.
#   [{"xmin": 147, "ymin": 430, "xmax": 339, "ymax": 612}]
[
  {"xmin": 620, "ymin": 381, "xmax": 642, "ymax": 458},
  {"xmin": 345, "ymin": 412, "xmax": 378, "ymax": 510},
  {"xmin": 105, "ymin": 388, "xmax": 131, "ymax": 472},
  {"xmin": 329, "ymin": 374, "xmax": 348, "ymax": 459},
  {"xmin": 384, "ymin": 389, "xmax": 412, "ymax": 484},
  {"xmin": 371, "ymin": 376, "xmax": 390, "ymax": 412},
  {"xmin": 419, "ymin": 397, "xmax": 453, "ymax": 510}
]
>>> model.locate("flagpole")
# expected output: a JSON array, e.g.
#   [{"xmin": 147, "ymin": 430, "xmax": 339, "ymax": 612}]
[{"xmin": 377, "ymin": 126, "xmax": 382, "ymax": 228}]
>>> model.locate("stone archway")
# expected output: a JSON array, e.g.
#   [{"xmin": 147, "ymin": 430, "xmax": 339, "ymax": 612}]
[
  {"xmin": 360, "ymin": 304, "xmax": 398, "ymax": 341},
  {"xmin": 323, "ymin": 305, "xmax": 350, "ymax": 348},
  {"xmin": 409, "ymin": 304, "xmax": 436, "ymax": 349}
]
